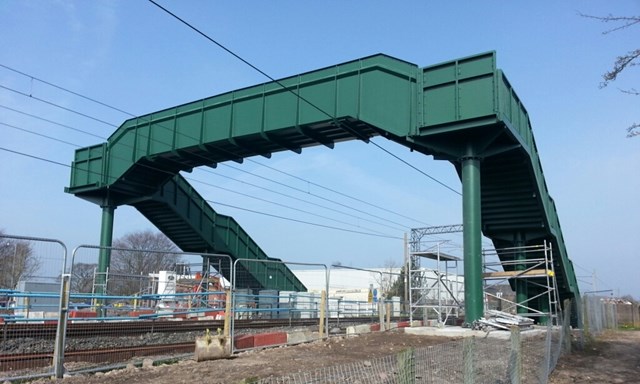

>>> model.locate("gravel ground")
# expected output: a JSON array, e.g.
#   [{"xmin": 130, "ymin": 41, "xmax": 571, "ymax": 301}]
[
  {"xmin": 26, "ymin": 331, "xmax": 453, "ymax": 384},
  {"xmin": 0, "ymin": 323, "xmax": 336, "ymax": 354}
]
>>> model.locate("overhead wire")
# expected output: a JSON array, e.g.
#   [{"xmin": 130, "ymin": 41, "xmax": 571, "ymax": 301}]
[
  {"xmin": 144, "ymin": 0, "xmax": 466, "ymax": 247},
  {"xmin": 0, "ymin": 103, "xmax": 406, "ymax": 234},
  {"xmin": 187, "ymin": 176, "xmax": 400, "ymax": 236},
  {"xmin": 0, "ymin": 121, "xmax": 80, "ymax": 147},
  {"xmin": 197, "ymin": 171, "xmax": 406, "ymax": 232},
  {"xmin": 146, "ymin": 0, "xmax": 462, "ymax": 196},
  {"xmin": 0, "ymin": 104, "xmax": 106, "ymax": 140},
  {"xmin": 0, "ymin": 64, "xmax": 430, "ymax": 232},
  {"xmin": 248, "ymin": 157, "xmax": 433, "ymax": 227},
  {"xmin": 0, "ymin": 119, "xmax": 401, "ymax": 236},
  {"xmin": 0, "ymin": 84, "xmax": 117, "ymax": 129},
  {"xmin": 0, "ymin": 143, "xmax": 401, "ymax": 240},
  {"xmin": 0, "ymin": 109, "xmax": 405, "ymax": 235},
  {"xmin": 219, "ymin": 163, "xmax": 410, "ymax": 229}
]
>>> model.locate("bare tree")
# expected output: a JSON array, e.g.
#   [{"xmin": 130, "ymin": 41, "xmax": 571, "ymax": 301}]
[
  {"xmin": 375, "ymin": 259, "xmax": 401, "ymax": 299},
  {"xmin": 0, "ymin": 231, "xmax": 39, "ymax": 289},
  {"xmin": 109, "ymin": 230, "xmax": 181, "ymax": 296},
  {"xmin": 581, "ymin": 13, "xmax": 640, "ymax": 138},
  {"xmin": 70, "ymin": 262, "xmax": 97, "ymax": 293}
]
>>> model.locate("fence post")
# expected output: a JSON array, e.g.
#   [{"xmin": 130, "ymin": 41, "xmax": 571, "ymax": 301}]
[
  {"xmin": 379, "ymin": 301, "xmax": 385, "ymax": 331},
  {"xmin": 386, "ymin": 302, "xmax": 391, "ymax": 330},
  {"xmin": 463, "ymin": 336, "xmax": 475, "ymax": 384},
  {"xmin": 223, "ymin": 288, "xmax": 231, "ymax": 338},
  {"xmin": 53, "ymin": 274, "xmax": 70, "ymax": 378},
  {"xmin": 542, "ymin": 323, "xmax": 552, "ymax": 382},
  {"xmin": 508, "ymin": 327, "xmax": 522, "ymax": 384},
  {"xmin": 583, "ymin": 297, "xmax": 590, "ymax": 340},
  {"xmin": 563, "ymin": 299, "xmax": 572, "ymax": 354},
  {"xmin": 397, "ymin": 347, "xmax": 415, "ymax": 384},
  {"xmin": 319, "ymin": 290, "xmax": 326, "ymax": 337}
]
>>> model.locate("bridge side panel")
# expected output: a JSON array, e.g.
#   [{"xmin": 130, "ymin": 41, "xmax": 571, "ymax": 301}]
[{"xmin": 95, "ymin": 57, "xmax": 418, "ymax": 188}]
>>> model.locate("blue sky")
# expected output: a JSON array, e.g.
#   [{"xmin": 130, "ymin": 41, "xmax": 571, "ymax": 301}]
[{"xmin": 0, "ymin": 1, "xmax": 638, "ymax": 297}]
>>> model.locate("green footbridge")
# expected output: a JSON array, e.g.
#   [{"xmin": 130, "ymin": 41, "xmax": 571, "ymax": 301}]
[{"xmin": 66, "ymin": 51, "xmax": 580, "ymax": 323}]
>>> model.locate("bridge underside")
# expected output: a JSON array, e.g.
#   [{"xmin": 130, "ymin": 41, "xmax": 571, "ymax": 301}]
[{"xmin": 66, "ymin": 52, "xmax": 579, "ymax": 323}]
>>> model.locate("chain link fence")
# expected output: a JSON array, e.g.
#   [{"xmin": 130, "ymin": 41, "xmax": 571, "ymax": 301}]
[
  {"xmin": 581, "ymin": 294, "xmax": 619, "ymax": 341},
  {"xmin": 0, "ymin": 235, "xmax": 633, "ymax": 383},
  {"xmin": 256, "ymin": 303, "xmax": 573, "ymax": 384}
]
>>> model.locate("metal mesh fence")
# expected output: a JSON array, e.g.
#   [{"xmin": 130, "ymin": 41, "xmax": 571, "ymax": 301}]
[
  {"xmin": 581, "ymin": 294, "xmax": 618, "ymax": 339},
  {"xmin": 0, "ymin": 235, "xmax": 628, "ymax": 383},
  {"xmin": 51, "ymin": 246, "xmax": 232, "ymax": 376},
  {"xmin": 231, "ymin": 259, "xmax": 327, "ymax": 352},
  {"xmin": 255, "ymin": 304, "xmax": 576, "ymax": 384},
  {"xmin": 0, "ymin": 234, "xmax": 67, "ymax": 381}
]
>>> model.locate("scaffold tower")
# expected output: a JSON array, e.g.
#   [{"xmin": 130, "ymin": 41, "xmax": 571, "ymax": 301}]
[
  {"xmin": 483, "ymin": 242, "xmax": 560, "ymax": 325},
  {"xmin": 408, "ymin": 225, "xmax": 464, "ymax": 326}
]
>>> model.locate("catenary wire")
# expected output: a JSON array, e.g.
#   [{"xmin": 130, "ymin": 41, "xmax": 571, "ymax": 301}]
[
  {"xmin": 0, "ymin": 66, "xmax": 431, "ymax": 231},
  {"xmin": 219, "ymin": 163, "xmax": 411, "ymax": 229},
  {"xmin": 146, "ymin": 0, "xmax": 462, "ymax": 196},
  {"xmin": 0, "ymin": 64, "xmax": 438, "ymax": 228},
  {"xmin": 0, "ymin": 84, "xmax": 117, "ymax": 129},
  {"xmin": 196, "ymin": 171, "xmax": 406, "ymax": 232},
  {"xmin": 0, "ymin": 144, "xmax": 402, "ymax": 240},
  {"xmin": 187, "ymin": 176, "xmax": 398, "ymax": 236},
  {"xmin": 0, "ymin": 104, "xmax": 106, "ymax": 140},
  {"xmin": 0, "ymin": 120, "xmax": 402, "ymax": 236},
  {"xmin": 247, "ymin": 157, "xmax": 435, "ymax": 227},
  {"xmin": 0, "ymin": 104, "xmax": 407, "ymax": 233}
]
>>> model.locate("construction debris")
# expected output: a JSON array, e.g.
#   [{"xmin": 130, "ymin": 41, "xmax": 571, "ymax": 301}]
[{"xmin": 473, "ymin": 310, "xmax": 534, "ymax": 331}]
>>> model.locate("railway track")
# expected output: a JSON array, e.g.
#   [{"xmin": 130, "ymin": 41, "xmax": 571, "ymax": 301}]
[
  {"xmin": 0, "ymin": 317, "xmax": 403, "ymax": 374},
  {"xmin": 0, "ymin": 342, "xmax": 195, "ymax": 373},
  {"xmin": 1, "ymin": 318, "xmax": 322, "ymax": 340}
]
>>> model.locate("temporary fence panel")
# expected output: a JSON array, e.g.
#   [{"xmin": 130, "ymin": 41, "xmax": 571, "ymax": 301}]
[
  {"xmin": 231, "ymin": 259, "xmax": 327, "ymax": 351},
  {"xmin": 0, "ymin": 234, "xmax": 67, "ymax": 382},
  {"xmin": 328, "ymin": 266, "xmax": 380, "ymax": 319},
  {"xmin": 55, "ymin": 245, "xmax": 231, "ymax": 376}
]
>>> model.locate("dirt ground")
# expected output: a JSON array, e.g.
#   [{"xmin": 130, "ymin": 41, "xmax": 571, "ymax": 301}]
[
  {"xmin": 549, "ymin": 330, "xmax": 640, "ymax": 384},
  {"xmin": 28, "ymin": 329, "xmax": 640, "ymax": 384},
  {"xmin": 34, "ymin": 331, "xmax": 451, "ymax": 384}
]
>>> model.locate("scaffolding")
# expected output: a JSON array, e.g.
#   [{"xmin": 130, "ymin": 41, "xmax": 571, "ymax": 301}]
[
  {"xmin": 408, "ymin": 225, "xmax": 464, "ymax": 326},
  {"xmin": 409, "ymin": 247, "xmax": 463, "ymax": 326},
  {"xmin": 483, "ymin": 242, "xmax": 560, "ymax": 325}
]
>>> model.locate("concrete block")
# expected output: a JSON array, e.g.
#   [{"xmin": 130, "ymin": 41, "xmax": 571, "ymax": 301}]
[
  {"xmin": 234, "ymin": 334, "xmax": 254, "ymax": 349},
  {"xmin": 370, "ymin": 323, "xmax": 381, "ymax": 332},
  {"xmin": 346, "ymin": 324, "xmax": 371, "ymax": 335},
  {"xmin": 287, "ymin": 331, "xmax": 315, "ymax": 344}
]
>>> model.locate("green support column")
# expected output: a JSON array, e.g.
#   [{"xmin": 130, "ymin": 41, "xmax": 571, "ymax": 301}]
[
  {"xmin": 97, "ymin": 205, "xmax": 115, "ymax": 295},
  {"xmin": 515, "ymin": 232, "xmax": 528, "ymax": 315},
  {"xmin": 462, "ymin": 154, "xmax": 483, "ymax": 325}
]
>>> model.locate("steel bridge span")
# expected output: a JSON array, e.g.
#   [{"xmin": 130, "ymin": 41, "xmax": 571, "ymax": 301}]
[{"xmin": 66, "ymin": 52, "xmax": 580, "ymax": 324}]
